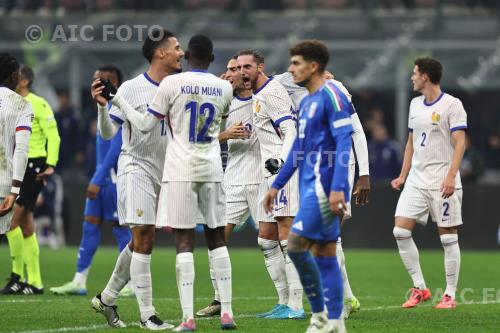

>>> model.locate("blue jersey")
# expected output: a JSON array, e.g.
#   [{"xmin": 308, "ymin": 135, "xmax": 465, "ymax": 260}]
[
  {"xmin": 89, "ymin": 128, "xmax": 122, "ymax": 186},
  {"xmin": 272, "ymin": 81, "xmax": 354, "ymax": 201}
]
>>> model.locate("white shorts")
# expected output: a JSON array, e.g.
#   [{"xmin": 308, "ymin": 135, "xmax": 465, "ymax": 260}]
[
  {"xmin": 344, "ymin": 163, "xmax": 356, "ymax": 220},
  {"xmin": 258, "ymin": 172, "xmax": 299, "ymax": 222},
  {"xmin": 0, "ymin": 205, "xmax": 13, "ymax": 234},
  {"xmin": 395, "ymin": 186, "xmax": 463, "ymax": 227},
  {"xmin": 157, "ymin": 182, "xmax": 226, "ymax": 230},
  {"xmin": 224, "ymin": 184, "xmax": 259, "ymax": 228},
  {"xmin": 117, "ymin": 172, "xmax": 160, "ymax": 226}
]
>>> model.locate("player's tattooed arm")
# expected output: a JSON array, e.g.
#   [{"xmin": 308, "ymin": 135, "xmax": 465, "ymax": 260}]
[{"xmin": 391, "ymin": 133, "xmax": 413, "ymax": 191}]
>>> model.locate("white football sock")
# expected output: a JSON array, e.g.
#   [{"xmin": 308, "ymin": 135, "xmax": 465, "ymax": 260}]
[
  {"xmin": 102, "ymin": 246, "xmax": 132, "ymax": 306},
  {"xmin": 176, "ymin": 252, "xmax": 195, "ymax": 321},
  {"xmin": 280, "ymin": 240, "xmax": 303, "ymax": 311},
  {"xmin": 73, "ymin": 267, "xmax": 89, "ymax": 287},
  {"xmin": 258, "ymin": 237, "xmax": 288, "ymax": 305},
  {"xmin": 393, "ymin": 227, "xmax": 426, "ymax": 290},
  {"xmin": 208, "ymin": 249, "xmax": 220, "ymax": 302},
  {"xmin": 440, "ymin": 234, "xmax": 460, "ymax": 299},
  {"xmin": 130, "ymin": 252, "xmax": 155, "ymax": 321},
  {"xmin": 336, "ymin": 240, "xmax": 354, "ymax": 300},
  {"xmin": 210, "ymin": 246, "xmax": 233, "ymax": 316}
]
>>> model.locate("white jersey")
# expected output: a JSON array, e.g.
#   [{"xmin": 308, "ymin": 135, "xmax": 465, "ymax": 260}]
[
  {"xmin": 406, "ymin": 92, "xmax": 467, "ymax": 190},
  {"xmin": 109, "ymin": 73, "xmax": 168, "ymax": 183},
  {"xmin": 149, "ymin": 70, "xmax": 233, "ymax": 182},
  {"xmin": 252, "ymin": 77, "xmax": 295, "ymax": 177},
  {"xmin": 224, "ymin": 96, "xmax": 262, "ymax": 186},
  {"xmin": 0, "ymin": 87, "xmax": 33, "ymax": 195},
  {"xmin": 274, "ymin": 72, "xmax": 357, "ymax": 166}
]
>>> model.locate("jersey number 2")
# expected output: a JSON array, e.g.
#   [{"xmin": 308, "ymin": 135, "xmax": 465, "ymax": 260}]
[
  {"xmin": 186, "ymin": 101, "xmax": 215, "ymax": 143},
  {"xmin": 420, "ymin": 132, "xmax": 427, "ymax": 147}
]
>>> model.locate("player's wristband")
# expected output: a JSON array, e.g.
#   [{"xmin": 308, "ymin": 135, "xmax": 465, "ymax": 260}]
[{"xmin": 10, "ymin": 186, "xmax": 20, "ymax": 195}]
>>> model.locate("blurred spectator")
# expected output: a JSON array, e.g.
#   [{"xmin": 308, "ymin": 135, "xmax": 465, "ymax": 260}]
[
  {"xmin": 460, "ymin": 134, "xmax": 485, "ymax": 182},
  {"xmin": 364, "ymin": 107, "xmax": 386, "ymax": 140},
  {"xmin": 54, "ymin": 90, "xmax": 84, "ymax": 171},
  {"xmin": 485, "ymin": 132, "xmax": 500, "ymax": 169},
  {"xmin": 368, "ymin": 124, "xmax": 401, "ymax": 181}
]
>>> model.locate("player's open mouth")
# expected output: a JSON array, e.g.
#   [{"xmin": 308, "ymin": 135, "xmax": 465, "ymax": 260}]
[{"xmin": 242, "ymin": 77, "xmax": 250, "ymax": 83}]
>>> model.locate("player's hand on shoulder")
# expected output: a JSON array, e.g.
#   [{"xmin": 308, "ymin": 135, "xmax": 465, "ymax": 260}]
[
  {"xmin": 0, "ymin": 194, "xmax": 17, "ymax": 217},
  {"xmin": 87, "ymin": 183, "xmax": 100, "ymax": 200},
  {"xmin": 91, "ymin": 79, "xmax": 108, "ymax": 107},
  {"xmin": 391, "ymin": 176, "xmax": 405, "ymax": 191},
  {"xmin": 353, "ymin": 175, "xmax": 370, "ymax": 205},
  {"xmin": 441, "ymin": 175, "xmax": 455, "ymax": 199},
  {"xmin": 264, "ymin": 188, "xmax": 279, "ymax": 214},
  {"xmin": 329, "ymin": 190, "xmax": 346, "ymax": 216},
  {"xmin": 265, "ymin": 158, "xmax": 284, "ymax": 175}
]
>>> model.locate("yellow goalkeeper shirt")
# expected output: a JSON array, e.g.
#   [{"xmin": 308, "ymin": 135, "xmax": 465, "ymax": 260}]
[{"xmin": 24, "ymin": 92, "xmax": 61, "ymax": 166}]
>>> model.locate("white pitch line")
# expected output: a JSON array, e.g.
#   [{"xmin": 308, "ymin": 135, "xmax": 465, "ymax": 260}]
[
  {"xmin": 10, "ymin": 299, "xmax": 500, "ymax": 333},
  {"xmin": 0, "ymin": 295, "xmax": 277, "ymax": 304}
]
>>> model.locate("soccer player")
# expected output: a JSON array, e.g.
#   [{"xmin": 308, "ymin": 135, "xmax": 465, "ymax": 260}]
[
  {"xmin": 90, "ymin": 29, "xmax": 183, "ymax": 330},
  {"xmin": 197, "ymin": 55, "xmax": 259, "ymax": 318},
  {"xmin": 264, "ymin": 39, "xmax": 352, "ymax": 333},
  {"xmin": 237, "ymin": 49, "xmax": 304, "ymax": 319},
  {"xmin": 117, "ymin": 35, "xmax": 235, "ymax": 331},
  {"xmin": 392, "ymin": 57, "xmax": 467, "ymax": 309},
  {"xmin": 1, "ymin": 64, "xmax": 60, "ymax": 295},
  {"xmin": 0, "ymin": 55, "xmax": 32, "ymax": 267},
  {"xmin": 274, "ymin": 71, "xmax": 369, "ymax": 318},
  {"xmin": 50, "ymin": 65, "xmax": 132, "ymax": 296}
]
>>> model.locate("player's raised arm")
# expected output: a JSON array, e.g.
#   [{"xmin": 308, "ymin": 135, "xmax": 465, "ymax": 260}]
[
  {"xmin": 113, "ymin": 77, "xmax": 171, "ymax": 133},
  {"xmin": 93, "ymin": 79, "xmax": 121, "ymax": 139}
]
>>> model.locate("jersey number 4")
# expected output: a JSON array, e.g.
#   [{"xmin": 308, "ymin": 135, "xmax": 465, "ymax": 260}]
[{"xmin": 186, "ymin": 101, "xmax": 215, "ymax": 143}]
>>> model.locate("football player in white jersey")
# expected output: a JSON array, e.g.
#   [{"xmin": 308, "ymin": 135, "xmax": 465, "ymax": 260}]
[
  {"xmin": 237, "ymin": 49, "xmax": 305, "ymax": 319},
  {"xmin": 117, "ymin": 35, "xmax": 236, "ymax": 331},
  {"xmin": 89, "ymin": 29, "xmax": 183, "ymax": 330},
  {"xmin": 274, "ymin": 71, "xmax": 370, "ymax": 318},
  {"xmin": 0, "ymin": 53, "xmax": 32, "ymax": 237},
  {"xmin": 391, "ymin": 57, "xmax": 467, "ymax": 309},
  {"xmin": 196, "ymin": 56, "xmax": 260, "ymax": 318}
]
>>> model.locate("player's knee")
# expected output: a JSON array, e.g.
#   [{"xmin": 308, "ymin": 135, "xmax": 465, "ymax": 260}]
[
  {"xmin": 393, "ymin": 226, "xmax": 412, "ymax": 239},
  {"xmin": 257, "ymin": 236, "xmax": 279, "ymax": 253}
]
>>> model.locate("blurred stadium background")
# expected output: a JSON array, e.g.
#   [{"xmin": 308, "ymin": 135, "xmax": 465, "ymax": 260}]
[{"xmin": 0, "ymin": 0, "xmax": 499, "ymax": 250}]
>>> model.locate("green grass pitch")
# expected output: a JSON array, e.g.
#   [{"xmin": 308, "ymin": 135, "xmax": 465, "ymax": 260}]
[{"xmin": 0, "ymin": 246, "xmax": 499, "ymax": 332}]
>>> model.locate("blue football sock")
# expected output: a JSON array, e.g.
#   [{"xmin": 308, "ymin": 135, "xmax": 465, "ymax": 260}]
[
  {"xmin": 288, "ymin": 251, "xmax": 324, "ymax": 313},
  {"xmin": 76, "ymin": 221, "xmax": 101, "ymax": 273},
  {"xmin": 112, "ymin": 226, "xmax": 131, "ymax": 252},
  {"xmin": 315, "ymin": 256, "xmax": 343, "ymax": 319}
]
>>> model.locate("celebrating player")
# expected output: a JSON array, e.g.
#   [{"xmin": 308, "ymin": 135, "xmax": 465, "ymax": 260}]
[
  {"xmin": 264, "ymin": 39, "xmax": 353, "ymax": 333},
  {"xmin": 50, "ymin": 65, "xmax": 132, "ymax": 297},
  {"xmin": 197, "ymin": 55, "xmax": 258, "ymax": 317},
  {"xmin": 90, "ymin": 29, "xmax": 183, "ymax": 329},
  {"xmin": 0, "ymin": 55, "xmax": 33, "ymax": 264},
  {"xmin": 1, "ymin": 64, "xmax": 60, "ymax": 295},
  {"xmin": 237, "ymin": 49, "xmax": 304, "ymax": 319},
  {"xmin": 392, "ymin": 57, "xmax": 467, "ymax": 309},
  {"xmin": 116, "ymin": 35, "xmax": 235, "ymax": 331},
  {"xmin": 274, "ymin": 71, "xmax": 369, "ymax": 318}
]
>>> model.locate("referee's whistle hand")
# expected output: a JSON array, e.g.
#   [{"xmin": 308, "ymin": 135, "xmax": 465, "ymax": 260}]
[{"xmin": 264, "ymin": 188, "xmax": 278, "ymax": 214}]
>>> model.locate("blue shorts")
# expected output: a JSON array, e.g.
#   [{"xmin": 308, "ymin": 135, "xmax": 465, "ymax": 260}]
[
  {"xmin": 84, "ymin": 183, "xmax": 118, "ymax": 222},
  {"xmin": 291, "ymin": 189, "xmax": 341, "ymax": 243}
]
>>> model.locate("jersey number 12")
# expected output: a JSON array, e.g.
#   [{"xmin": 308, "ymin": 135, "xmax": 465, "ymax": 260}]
[{"xmin": 185, "ymin": 101, "xmax": 215, "ymax": 143}]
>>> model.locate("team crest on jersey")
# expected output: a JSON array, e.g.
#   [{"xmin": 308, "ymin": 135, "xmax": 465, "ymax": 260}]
[
  {"xmin": 255, "ymin": 101, "xmax": 261, "ymax": 113},
  {"xmin": 431, "ymin": 112, "xmax": 441, "ymax": 124},
  {"xmin": 136, "ymin": 209, "xmax": 143, "ymax": 217},
  {"xmin": 308, "ymin": 102, "xmax": 318, "ymax": 118}
]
